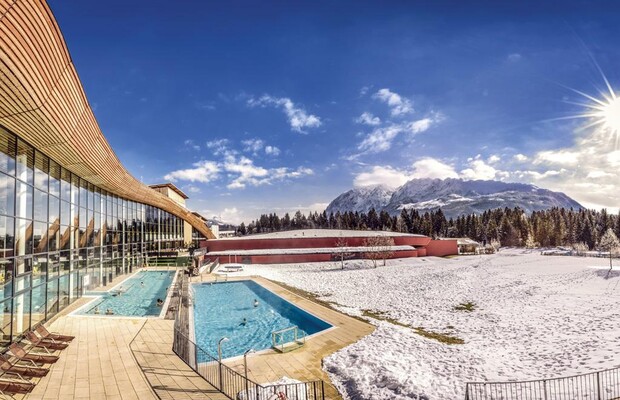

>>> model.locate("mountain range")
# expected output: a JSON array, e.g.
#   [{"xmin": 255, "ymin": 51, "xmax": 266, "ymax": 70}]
[{"xmin": 325, "ymin": 178, "xmax": 582, "ymax": 218}]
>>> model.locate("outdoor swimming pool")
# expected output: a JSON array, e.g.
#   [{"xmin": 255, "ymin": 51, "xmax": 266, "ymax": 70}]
[
  {"xmin": 75, "ymin": 270, "xmax": 175, "ymax": 317},
  {"xmin": 192, "ymin": 280, "xmax": 332, "ymax": 359}
]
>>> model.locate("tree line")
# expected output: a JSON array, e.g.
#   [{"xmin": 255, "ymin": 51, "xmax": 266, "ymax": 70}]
[{"xmin": 237, "ymin": 207, "xmax": 620, "ymax": 249}]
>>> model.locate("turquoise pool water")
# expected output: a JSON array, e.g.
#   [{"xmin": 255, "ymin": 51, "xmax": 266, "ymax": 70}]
[
  {"xmin": 76, "ymin": 270, "xmax": 175, "ymax": 316},
  {"xmin": 192, "ymin": 280, "xmax": 332, "ymax": 359}
]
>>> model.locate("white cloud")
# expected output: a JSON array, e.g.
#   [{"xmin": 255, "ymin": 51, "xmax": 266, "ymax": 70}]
[
  {"xmin": 357, "ymin": 115, "xmax": 440, "ymax": 153},
  {"xmin": 507, "ymin": 53, "xmax": 522, "ymax": 62},
  {"xmin": 185, "ymin": 185, "xmax": 201, "ymax": 193},
  {"xmin": 353, "ymin": 158, "xmax": 458, "ymax": 188},
  {"xmin": 242, "ymin": 138, "xmax": 265, "ymax": 153},
  {"xmin": 460, "ymin": 155, "xmax": 503, "ymax": 180},
  {"xmin": 355, "ymin": 112, "xmax": 381, "ymax": 126},
  {"xmin": 410, "ymin": 158, "xmax": 459, "ymax": 180},
  {"xmin": 248, "ymin": 95, "xmax": 321, "ymax": 133},
  {"xmin": 265, "ymin": 145, "xmax": 281, "ymax": 156},
  {"xmin": 165, "ymin": 154, "xmax": 312, "ymax": 190},
  {"xmin": 206, "ymin": 139, "xmax": 231, "ymax": 156},
  {"xmin": 183, "ymin": 139, "xmax": 200, "ymax": 151},
  {"xmin": 533, "ymin": 150, "xmax": 580, "ymax": 167},
  {"xmin": 164, "ymin": 160, "xmax": 220, "ymax": 183},
  {"xmin": 353, "ymin": 165, "xmax": 411, "ymax": 188},
  {"xmin": 487, "ymin": 155, "xmax": 501, "ymax": 164},
  {"xmin": 513, "ymin": 153, "xmax": 528, "ymax": 162},
  {"xmin": 373, "ymin": 88, "xmax": 414, "ymax": 116}
]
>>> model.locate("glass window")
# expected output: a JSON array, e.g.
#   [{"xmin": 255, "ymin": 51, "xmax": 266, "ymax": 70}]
[
  {"xmin": 32, "ymin": 255, "xmax": 46, "ymax": 286},
  {"xmin": 31, "ymin": 284, "xmax": 46, "ymax": 327},
  {"xmin": 60, "ymin": 225, "xmax": 71, "ymax": 251},
  {"xmin": 0, "ymin": 299, "xmax": 11, "ymax": 347},
  {"xmin": 48, "ymin": 253, "xmax": 59, "ymax": 279},
  {"xmin": 15, "ymin": 218, "xmax": 32, "ymax": 256},
  {"xmin": 0, "ymin": 258, "xmax": 13, "ymax": 299},
  {"xmin": 15, "ymin": 257, "xmax": 31, "ymax": 275},
  {"xmin": 79, "ymin": 179, "xmax": 87, "ymax": 209},
  {"xmin": 49, "ymin": 160, "xmax": 60, "ymax": 198},
  {"xmin": 32, "ymin": 221, "xmax": 47, "ymax": 254},
  {"xmin": 58, "ymin": 275, "xmax": 69, "ymax": 310},
  {"xmin": 70, "ymin": 175, "xmax": 79, "ymax": 204},
  {"xmin": 15, "ymin": 139, "xmax": 33, "ymax": 185},
  {"xmin": 14, "ymin": 274, "xmax": 30, "ymax": 292},
  {"xmin": 0, "ymin": 216, "xmax": 14, "ymax": 258},
  {"xmin": 15, "ymin": 182, "xmax": 32, "ymax": 220},
  {"xmin": 60, "ymin": 200, "xmax": 70, "ymax": 226},
  {"xmin": 0, "ymin": 173, "xmax": 14, "ymax": 216},
  {"xmin": 33, "ymin": 189, "xmax": 48, "ymax": 222},
  {"xmin": 12, "ymin": 291, "xmax": 31, "ymax": 337},
  {"xmin": 48, "ymin": 223, "xmax": 60, "ymax": 252},
  {"xmin": 60, "ymin": 168, "xmax": 71, "ymax": 201},
  {"xmin": 79, "ymin": 208, "xmax": 86, "ymax": 229},
  {"xmin": 0, "ymin": 128, "xmax": 16, "ymax": 176},
  {"xmin": 49, "ymin": 195, "xmax": 59, "ymax": 224},
  {"xmin": 34, "ymin": 151, "xmax": 48, "ymax": 191},
  {"xmin": 46, "ymin": 279, "xmax": 58, "ymax": 318}
]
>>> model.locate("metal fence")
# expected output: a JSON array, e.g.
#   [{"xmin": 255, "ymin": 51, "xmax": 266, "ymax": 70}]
[
  {"xmin": 465, "ymin": 366, "xmax": 620, "ymax": 399},
  {"xmin": 173, "ymin": 327, "xmax": 325, "ymax": 400}
]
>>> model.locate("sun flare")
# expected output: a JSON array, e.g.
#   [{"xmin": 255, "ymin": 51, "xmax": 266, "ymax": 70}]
[{"xmin": 581, "ymin": 92, "xmax": 620, "ymax": 134}]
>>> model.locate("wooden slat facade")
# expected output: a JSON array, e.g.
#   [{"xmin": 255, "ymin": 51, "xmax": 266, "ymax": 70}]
[{"xmin": 0, "ymin": 0, "xmax": 215, "ymax": 239}]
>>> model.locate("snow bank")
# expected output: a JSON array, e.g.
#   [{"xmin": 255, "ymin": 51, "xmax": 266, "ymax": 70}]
[{"xmin": 233, "ymin": 250, "xmax": 620, "ymax": 399}]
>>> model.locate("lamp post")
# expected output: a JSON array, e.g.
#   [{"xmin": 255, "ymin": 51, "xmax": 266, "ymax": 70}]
[
  {"xmin": 243, "ymin": 348, "xmax": 255, "ymax": 399},
  {"xmin": 218, "ymin": 337, "xmax": 229, "ymax": 390}
]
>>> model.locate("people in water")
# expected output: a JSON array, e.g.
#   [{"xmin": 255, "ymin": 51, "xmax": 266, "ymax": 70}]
[
  {"xmin": 105, "ymin": 308, "xmax": 114, "ymax": 315},
  {"xmin": 156, "ymin": 298, "xmax": 164, "ymax": 307},
  {"xmin": 140, "ymin": 281, "xmax": 144, "ymax": 287},
  {"xmin": 253, "ymin": 299, "xmax": 259, "ymax": 308},
  {"xmin": 240, "ymin": 318, "xmax": 247, "ymax": 326},
  {"xmin": 94, "ymin": 307, "xmax": 100, "ymax": 314}
]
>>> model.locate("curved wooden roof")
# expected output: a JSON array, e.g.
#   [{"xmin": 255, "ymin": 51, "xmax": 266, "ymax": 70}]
[{"xmin": 0, "ymin": 0, "xmax": 215, "ymax": 239}]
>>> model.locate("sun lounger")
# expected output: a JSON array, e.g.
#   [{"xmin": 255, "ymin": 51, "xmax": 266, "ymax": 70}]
[
  {"xmin": 0, "ymin": 354, "xmax": 48, "ymax": 378},
  {"xmin": 222, "ymin": 264, "xmax": 244, "ymax": 272},
  {"xmin": 8, "ymin": 344, "xmax": 58, "ymax": 364},
  {"xmin": 0, "ymin": 370, "xmax": 34, "ymax": 395},
  {"xmin": 25, "ymin": 332, "xmax": 68, "ymax": 351},
  {"xmin": 35, "ymin": 325, "xmax": 74, "ymax": 342}
]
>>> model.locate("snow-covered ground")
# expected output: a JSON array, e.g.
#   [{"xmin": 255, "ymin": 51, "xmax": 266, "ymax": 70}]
[{"xmin": 222, "ymin": 249, "xmax": 620, "ymax": 399}]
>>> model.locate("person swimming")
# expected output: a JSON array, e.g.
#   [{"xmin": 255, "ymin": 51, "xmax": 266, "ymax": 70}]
[
  {"xmin": 94, "ymin": 307, "xmax": 100, "ymax": 314},
  {"xmin": 240, "ymin": 318, "xmax": 247, "ymax": 326},
  {"xmin": 253, "ymin": 299, "xmax": 259, "ymax": 308},
  {"xmin": 105, "ymin": 308, "xmax": 114, "ymax": 315},
  {"xmin": 156, "ymin": 298, "xmax": 164, "ymax": 307}
]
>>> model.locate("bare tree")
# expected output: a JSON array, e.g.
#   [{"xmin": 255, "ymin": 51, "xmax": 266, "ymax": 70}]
[
  {"xmin": 363, "ymin": 236, "xmax": 395, "ymax": 268},
  {"xmin": 490, "ymin": 239, "xmax": 501, "ymax": 253},
  {"xmin": 599, "ymin": 228, "xmax": 620, "ymax": 272},
  {"xmin": 333, "ymin": 236, "xmax": 352, "ymax": 269}
]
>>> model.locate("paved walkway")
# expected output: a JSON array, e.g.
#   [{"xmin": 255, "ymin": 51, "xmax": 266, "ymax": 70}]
[{"xmin": 130, "ymin": 319, "xmax": 226, "ymax": 400}]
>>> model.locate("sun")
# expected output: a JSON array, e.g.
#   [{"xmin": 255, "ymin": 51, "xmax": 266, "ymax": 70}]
[{"xmin": 579, "ymin": 92, "xmax": 620, "ymax": 135}]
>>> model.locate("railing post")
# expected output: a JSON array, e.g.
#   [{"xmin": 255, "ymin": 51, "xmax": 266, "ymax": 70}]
[
  {"xmin": 321, "ymin": 380, "xmax": 325, "ymax": 400},
  {"xmin": 597, "ymin": 371, "xmax": 601, "ymax": 400},
  {"xmin": 543, "ymin": 379, "xmax": 548, "ymax": 400},
  {"xmin": 219, "ymin": 360, "xmax": 223, "ymax": 391},
  {"xmin": 464, "ymin": 383, "xmax": 469, "ymax": 400}
]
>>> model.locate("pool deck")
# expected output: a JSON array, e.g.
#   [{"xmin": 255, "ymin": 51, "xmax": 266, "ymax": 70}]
[
  {"xmin": 191, "ymin": 275, "xmax": 375, "ymax": 400},
  {"xmin": 24, "ymin": 271, "xmax": 374, "ymax": 400}
]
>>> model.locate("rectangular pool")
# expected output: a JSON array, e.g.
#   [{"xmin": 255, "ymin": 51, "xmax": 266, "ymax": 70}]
[
  {"xmin": 75, "ymin": 270, "xmax": 176, "ymax": 317},
  {"xmin": 192, "ymin": 280, "xmax": 332, "ymax": 359}
]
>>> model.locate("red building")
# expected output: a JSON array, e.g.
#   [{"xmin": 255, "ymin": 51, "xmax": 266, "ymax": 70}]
[{"xmin": 200, "ymin": 229, "xmax": 457, "ymax": 265}]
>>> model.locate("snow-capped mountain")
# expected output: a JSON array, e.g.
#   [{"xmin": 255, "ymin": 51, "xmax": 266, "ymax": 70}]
[
  {"xmin": 325, "ymin": 185, "xmax": 394, "ymax": 214},
  {"xmin": 326, "ymin": 178, "xmax": 582, "ymax": 218}
]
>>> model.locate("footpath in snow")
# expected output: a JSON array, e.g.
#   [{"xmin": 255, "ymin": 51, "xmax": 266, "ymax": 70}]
[{"xmin": 221, "ymin": 250, "xmax": 620, "ymax": 399}]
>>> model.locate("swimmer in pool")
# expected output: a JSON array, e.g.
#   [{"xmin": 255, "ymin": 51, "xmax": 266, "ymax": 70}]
[
  {"xmin": 240, "ymin": 318, "xmax": 247, "ymax": 326},
  {"xmin": 253, "ymin": 299, "xmax": 259, "ymax": 308}
]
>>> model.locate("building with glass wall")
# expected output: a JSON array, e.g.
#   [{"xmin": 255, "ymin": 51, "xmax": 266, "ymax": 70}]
[{"xmin": 0, "ymin": 0, "xmax": 214, "ymax": 347}]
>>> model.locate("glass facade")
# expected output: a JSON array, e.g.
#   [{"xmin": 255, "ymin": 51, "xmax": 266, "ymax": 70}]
[{"xmin": 0, "ymin": 125, "xmax": 185, "ymax": 347}]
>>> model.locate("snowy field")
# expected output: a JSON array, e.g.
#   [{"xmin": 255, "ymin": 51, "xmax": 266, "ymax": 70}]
[{"xmin": 218, "ymin": 250, "xmax": 620, "ymax": 399}]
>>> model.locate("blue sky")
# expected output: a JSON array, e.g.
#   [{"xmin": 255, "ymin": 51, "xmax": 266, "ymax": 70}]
[{"xmin": 50, "ymin": 1, "xmax": 620, "ymax": 223}]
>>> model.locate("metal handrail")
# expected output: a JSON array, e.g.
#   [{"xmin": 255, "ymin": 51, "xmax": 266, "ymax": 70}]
[{"xmin": 465, "ymin": 365, "xmax": 620, "ymax": 399}]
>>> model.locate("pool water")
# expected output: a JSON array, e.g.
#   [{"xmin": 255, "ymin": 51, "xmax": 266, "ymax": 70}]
[
  {"xmin": 192, "ymin": 280, "xmax": 332, "ymax": 359},
  {"xmin": 76, "ymin": 270, "xmax": 175, "ymax": 317}
]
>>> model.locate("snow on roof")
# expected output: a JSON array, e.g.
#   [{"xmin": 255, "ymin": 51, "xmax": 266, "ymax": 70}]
[
  {"xmin": 218, "ymin": 229, "xmax": 426, "ymax": 240},
  {"xmin": 207, "ymin": 245, "xmax": 416, "ymax": 256}
]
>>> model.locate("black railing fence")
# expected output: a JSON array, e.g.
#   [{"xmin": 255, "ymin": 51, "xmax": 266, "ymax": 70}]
[
  {"xmin": 173, "ymin": 327, "xmax": 325, "ymax": 400},
  {"xmin": 465, "ymin": 366, "xmax": 620, "ymax": 399}
]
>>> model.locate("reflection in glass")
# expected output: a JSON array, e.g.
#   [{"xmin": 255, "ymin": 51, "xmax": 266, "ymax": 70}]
[{"xmin": 0, "ymin": 173, "xmax": 15, "ymax": 216}]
